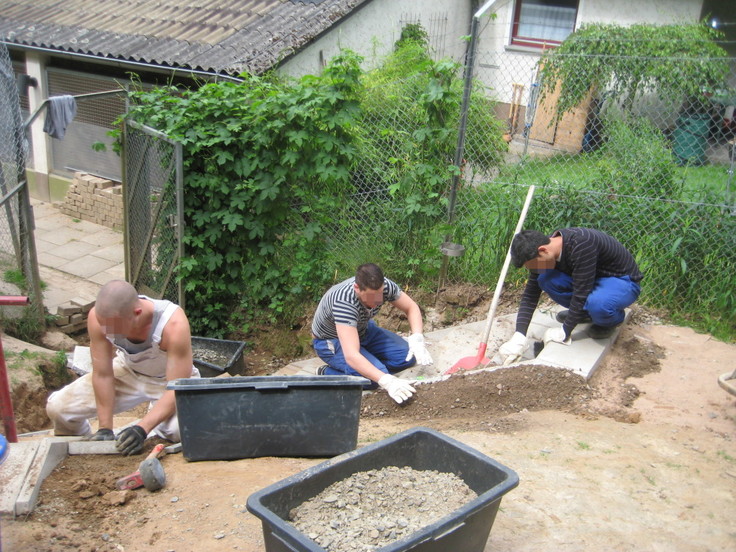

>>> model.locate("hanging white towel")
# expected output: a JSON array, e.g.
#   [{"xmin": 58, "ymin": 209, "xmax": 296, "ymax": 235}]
[{"xmin": 43, "ymin": 95, "xmax": 77, "ymax": 139}]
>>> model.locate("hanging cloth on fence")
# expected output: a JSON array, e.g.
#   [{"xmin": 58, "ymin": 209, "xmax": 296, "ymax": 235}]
[{"xmin": 43, "ymin": 95, "xmax": 77, "ymax": 139}]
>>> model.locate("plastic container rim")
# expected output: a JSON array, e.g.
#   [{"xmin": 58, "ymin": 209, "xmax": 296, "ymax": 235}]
[
  {"xmin": 246, "ymin": 426, "xmax": 519, "ymax": 551},
  {"xmin": 167, "ymin": 374, "xmax": 370, "ymax": 391}
]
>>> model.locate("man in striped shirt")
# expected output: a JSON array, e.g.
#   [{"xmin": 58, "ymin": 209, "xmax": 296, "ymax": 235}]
[
  {"xmin": 499, "ymin": 228, "xmax": 642, "ymax": 364},
  {"xmin": 312, "ymin": 263, "xmax": 433, "ymax": 404}
]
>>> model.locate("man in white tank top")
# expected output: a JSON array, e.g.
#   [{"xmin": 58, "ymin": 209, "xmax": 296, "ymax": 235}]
[{"xmin": 46, "ymin": 280, "xmax": 199, "ymax": 455}]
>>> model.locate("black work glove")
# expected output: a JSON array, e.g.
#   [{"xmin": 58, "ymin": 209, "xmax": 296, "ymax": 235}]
[
  {"xmin": 83, "ymin": 428, "xmax": 115, "ymax": 441},
  {"xmin": 115, "ymin": 425, "xmax": 147, "ymax": 456}
]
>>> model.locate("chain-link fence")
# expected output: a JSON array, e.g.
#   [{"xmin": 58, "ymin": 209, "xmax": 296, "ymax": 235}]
[
  {"xmin": 316, "ymin": 20, "xmax": 735, "ymax": 333},
  {"xmin": 122, "ymin": 119, "xmax": 184, "ymax": 306},
  {"xmin": 445, "ymin": 19, "xmax": 735, "ymax": 327},
  {"xmin": 0, "ymin": 43, "xmax": 44, "ymax": 330}
]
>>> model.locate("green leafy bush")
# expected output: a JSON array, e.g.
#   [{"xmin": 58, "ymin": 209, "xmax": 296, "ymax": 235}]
[
  {"xmin": 540, "ymin": 22, "xmax": 729, "ymax": 117},
  {"xmin": 125, "ymin": 52, "xmax": 362, "ymax": 335},
  {"xmin": 119, "ymin": 38, "xmax": 511, "ymax": 335},
  {"xmin": 592, "ymin": 114, "xmax": 680, "ymax": 198}
]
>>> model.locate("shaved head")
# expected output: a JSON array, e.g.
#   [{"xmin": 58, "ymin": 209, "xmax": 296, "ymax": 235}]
[{"xmin": 95, "ymin": 280, "xmax": 139, "ymax": 319}]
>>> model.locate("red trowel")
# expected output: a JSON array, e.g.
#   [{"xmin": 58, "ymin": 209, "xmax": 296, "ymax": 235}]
[{"xmin": 444, "ymin": 185, "xmax": 535, "ymax": 375}]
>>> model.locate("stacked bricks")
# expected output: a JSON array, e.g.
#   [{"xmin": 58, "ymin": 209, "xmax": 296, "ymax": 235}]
[
  {"xmin": 59, "ymin": 172, "xmax": 123, "ymax": 231},
  {"xmin": 54, "ymin": 296, "xmax": 96, "ymax": 334}
]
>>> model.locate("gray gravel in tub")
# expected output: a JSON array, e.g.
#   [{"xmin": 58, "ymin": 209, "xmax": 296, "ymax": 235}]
[{"xmin": 289, "ymin": 466, "xmax": 477, "ymax": 551}]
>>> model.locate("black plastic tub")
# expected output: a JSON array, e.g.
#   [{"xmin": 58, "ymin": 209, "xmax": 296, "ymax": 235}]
[
  {"xmin": 191, "ymin": 336, "xmax": 247, "ymax": 377},
  {"xmin": 167, "ymin": 375, "xmax": 368, "ymax": 461},
  {"xmin": 246, "ymin": 427, "xmax": 519, "ymax": 552}
]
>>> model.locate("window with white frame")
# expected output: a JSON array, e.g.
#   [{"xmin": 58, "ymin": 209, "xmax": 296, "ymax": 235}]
[{"xmin": 512, "ymin": 0, "xmax": 578, "ymax": 49}]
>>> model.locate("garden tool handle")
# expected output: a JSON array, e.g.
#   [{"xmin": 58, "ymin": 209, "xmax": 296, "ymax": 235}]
[{"xmin": 480, "ymin": 185, "xmax": 535, "ymax": 345}]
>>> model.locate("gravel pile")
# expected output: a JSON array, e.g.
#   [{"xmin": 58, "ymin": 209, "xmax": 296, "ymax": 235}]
[{"xmin": 289, "ymin": 466, "xmax": 477, "ymax": 551}]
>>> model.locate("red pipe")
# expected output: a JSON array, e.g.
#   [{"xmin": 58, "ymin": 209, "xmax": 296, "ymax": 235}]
[
  {"xmin": 0, "ymin": 296, "xmax": 30, "ymax": 306},
  {"xmin": 0, "ymin": 337, "xmax": 16, "ymax": 442},
  {"xmin": 0, "ymin": 295, "xmax": 30, "ymax": 442}
]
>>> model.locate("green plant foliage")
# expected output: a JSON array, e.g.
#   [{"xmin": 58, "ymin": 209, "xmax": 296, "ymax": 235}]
[
  {"xmin": 3, "ymin": 269, "xmax": 26, "ymax": 289},
  {"xmin": 540, "ymin": 22, "xmax": 730, "ymax": 118},
  {"xmin": 125, "ymin": 52, "xmax": 363, "ymax": 335},
  {"xmin": 592, "ymin": 114, "xmax": 679, "ymax": 198},
  {"xmin": 117, "ymin": 38, "xmax": 514, "ymax": 336},
  {"xmin": 354, "ymin": 37, "xmax": 507, "ymax": 283},
  {"xmin": 395, "ymin": 23, "xmax": 429, "ymax": 50}
]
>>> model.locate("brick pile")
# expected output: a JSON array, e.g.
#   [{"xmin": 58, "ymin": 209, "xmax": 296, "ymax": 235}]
[
  {"xmin": 59, "ymin": 172, "xmax": 123, "ymax": 231},
  {"xmin": 54, "ymin": 296, "xmax": 96, "ymax": 334}
]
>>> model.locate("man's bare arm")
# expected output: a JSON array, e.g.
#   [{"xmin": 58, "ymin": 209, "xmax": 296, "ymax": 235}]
[
  {"xmin": 87, "ymin": 307, "xmax": 116, "ymax": 430},
  {"xmin": 335, "ymin": 324, "xmax": 386, "ymax": 383},
  {"xmin": 138, "ymin": 308, "xmax": 193, "ymax": 433},
  {"xmin": 390, "ymin": 292, "xmax": 424, "ymax": 335}
]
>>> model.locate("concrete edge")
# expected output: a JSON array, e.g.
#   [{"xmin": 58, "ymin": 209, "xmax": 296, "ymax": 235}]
[
  {"xmin": 68, "ymin": 440, "xmax": 120, "ymax": 455},
  {"xmin": 15, "ymin": 439, "xmax": 69, "ymax": 516},
  {"xmin": 0, "ymin": 442, "xmax": 40, "ymax": 516}
]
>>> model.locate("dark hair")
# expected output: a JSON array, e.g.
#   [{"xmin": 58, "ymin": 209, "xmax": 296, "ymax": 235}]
[
  {"xmin": 355, "ymin": 263, "xmax": 384, "ymax": 290},
  {"xmin": 510, "ymin": 230, "xmax": 550, "ymax": 268}
]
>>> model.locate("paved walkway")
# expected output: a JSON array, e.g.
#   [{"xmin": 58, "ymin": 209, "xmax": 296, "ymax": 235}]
[{"xmin": 31, "ymin": 200, "xmax": 124, "ymax": 314}]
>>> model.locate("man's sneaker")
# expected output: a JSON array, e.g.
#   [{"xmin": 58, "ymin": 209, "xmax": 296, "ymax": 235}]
[
  {"xmin": 555, "ymin": 309, "xmax": 592, "ymax": 324},
  {"xmin": 315, "ymin": 365, "xmax": 328, "ymax": 376},
  {"xmin": 587, "ymin": 324, "xmax": 619, "ymax": 340}
]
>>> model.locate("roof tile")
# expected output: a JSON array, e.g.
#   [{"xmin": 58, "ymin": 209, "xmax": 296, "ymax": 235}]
[{"xmin": 0, "ymin": 0, "xmax": 368, "ymax": 75}]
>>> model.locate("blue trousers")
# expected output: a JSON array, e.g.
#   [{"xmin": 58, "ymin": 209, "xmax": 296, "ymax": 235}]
[
  {"xmin": 312, "ymin": 321, "xmax": 416, "ymax": 388},
  {"xmin": 538, "ymin": 270, "xmax": 641, "ymax": 327}
]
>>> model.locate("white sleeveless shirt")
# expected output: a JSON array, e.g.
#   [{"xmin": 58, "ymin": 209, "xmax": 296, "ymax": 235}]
[{"xmin": 106, "ymin": 296, "xmax": 179, "ymax": 378}]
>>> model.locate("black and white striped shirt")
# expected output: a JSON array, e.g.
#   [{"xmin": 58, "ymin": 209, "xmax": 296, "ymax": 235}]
[
  {"xmin": 311, "ymin": 277, "xmax": 402, "ymax": 339},
  {"xmin": 516, "ymin": 227, "xmax": 643, "ymax": 335}
]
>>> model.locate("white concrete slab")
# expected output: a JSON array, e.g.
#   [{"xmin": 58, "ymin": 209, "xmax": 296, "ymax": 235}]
[
  {"xmin": 533, "ymin": 309, "xmax": 631, "ymax": 379},
  {"xmin": 0, "ymin": 441, "xmax": 40, "ymax": 516},
  {"xmin": 68, "ymin": 440, "xmax": 120, "ymax": 455},
  {"xmin": 15, "ymin": 439, "xmax": 68, "ymax": 515}
]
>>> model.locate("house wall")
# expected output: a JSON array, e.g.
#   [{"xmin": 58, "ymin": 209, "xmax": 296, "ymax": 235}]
[
  {"xmin": 477, "ymin": 0, "xmax": 706, "ymax": 106},
  {"xmin": 279, "ymin": 0, "xmax": 474, "ymax": 77},
  {"xmin": 470, "ymin": 0, "xmax": 707, "ymax": 153},
  {"xmin": 579, "ymin": 0, "xmax": 703, "ymax": 26}
]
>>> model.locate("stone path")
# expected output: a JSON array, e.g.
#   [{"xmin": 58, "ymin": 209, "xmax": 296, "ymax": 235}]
[{"xmin": 31, "ymin": 199, "xmax": 124, "ymax": 313}]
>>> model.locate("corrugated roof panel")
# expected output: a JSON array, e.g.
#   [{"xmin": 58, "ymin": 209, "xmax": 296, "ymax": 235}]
[{"xmin": 0, "ymin": 0, "xmax": 370, "ymax": 75}]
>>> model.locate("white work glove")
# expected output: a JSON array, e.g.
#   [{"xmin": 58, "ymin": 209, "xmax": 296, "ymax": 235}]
[
  {"xmin": 543, "ymin": 326, "xmax": 571, "ymax": 346},
  {"xmin": 405, "ymin": 333, "xmax": 433, "ymax": 365},
  {"xmin": 378, "ymin": 374, "xmax": 416, "ymax": 404},
  {"xmin": 498, "ymin": 331, "xmax": 528, "ymax": 365}
]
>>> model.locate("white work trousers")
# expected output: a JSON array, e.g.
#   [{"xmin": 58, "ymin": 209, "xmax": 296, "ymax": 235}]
[{"xmin": 46, "ymin": 355, "xmax": 192, "ymax": 441}]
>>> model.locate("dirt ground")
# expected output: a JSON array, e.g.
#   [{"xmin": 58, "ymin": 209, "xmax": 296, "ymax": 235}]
[{"xmin": 2, "ymin": 307, "xmax": 736, "ymax": 551}]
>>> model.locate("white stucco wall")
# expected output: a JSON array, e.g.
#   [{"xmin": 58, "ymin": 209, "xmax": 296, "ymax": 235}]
[
  {"xmin": 474, "ymin": 0, "xmax": 706, "ymax": 106},
  {"xmin": 578, "ymin": 0, "xmax": 703, "ymax": 26},
  {"xmin": 278, "ymin": 0, "xmax": 474, "ymax": 77}
]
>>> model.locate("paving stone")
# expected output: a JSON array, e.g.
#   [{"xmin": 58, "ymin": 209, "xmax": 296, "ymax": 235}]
[
  {"xmin": 34, "ymin": 226, "xmax": 89, "ymax": 247},
  {"xmin": 0, "ymin": 441, "xmax": 40, "ymax": 515},
  {"xmin": 15, "ymin": 439, "xmax": 69, "ymax": 515},
  {"xmin": 68, "ymin": 440, "xmax": 120, "ymax": 455},
  {"xmin": 50, "ymin": 240, "xmax": 101, "ymax": 260},
  {"xmin": 56, "ymin": 302, "xmax": 81, "ymax": 316},
  {"xmin": 56, "ymin": 255, "xmax": 119, "ymax": 279},
  {"xmin": 36, "ymin": 251, "xmax": 68, "ymax": 269}
]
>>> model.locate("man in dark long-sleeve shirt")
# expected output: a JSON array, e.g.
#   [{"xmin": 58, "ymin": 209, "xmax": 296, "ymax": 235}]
[{"xmin": 499, "ymin": 228, "xmax": 642, "ymax": 363}]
